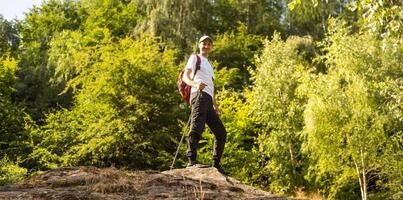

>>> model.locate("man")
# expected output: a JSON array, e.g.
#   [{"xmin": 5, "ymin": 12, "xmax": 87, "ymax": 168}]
[{"xmin": 182, "ymin": 35, "xmax": 227, "ymax": 174}]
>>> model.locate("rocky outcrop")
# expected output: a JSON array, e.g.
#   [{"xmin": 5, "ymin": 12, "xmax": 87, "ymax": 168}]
[{"xmin": 0, "ymin": 167, "xmax": 302, "ymax": 200}]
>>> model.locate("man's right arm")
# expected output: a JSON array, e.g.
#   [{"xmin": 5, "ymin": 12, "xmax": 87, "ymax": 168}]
[{"xmin": 183, "ymin": 69, "xmax": 206, "ymax": 91}]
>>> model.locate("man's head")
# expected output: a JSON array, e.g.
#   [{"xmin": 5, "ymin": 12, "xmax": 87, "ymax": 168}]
[{"xmin": 198, "ymin": 35, "xmax": 213, "ymax": 56}]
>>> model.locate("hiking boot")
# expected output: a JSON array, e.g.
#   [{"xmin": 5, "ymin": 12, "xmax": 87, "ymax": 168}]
[
  {"xmin": 186, "ymin": 161, "xmax": 210, "ymax": 168},
  {"xmin": 213, "ymin": 163, "xmax": 228, "ymax": 175}
]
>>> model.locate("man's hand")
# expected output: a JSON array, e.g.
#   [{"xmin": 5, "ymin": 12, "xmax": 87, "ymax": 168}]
[
  {"xmin": 183, "ymin": 69, "xmax": 206, "ymax": 91},
  {"xmin": 196, "ymin": 82, "xmax": 207, "ymax": 91},
  {"xmin": 214, "ymin": 103, "xmax": 221, "ymax": 116}
]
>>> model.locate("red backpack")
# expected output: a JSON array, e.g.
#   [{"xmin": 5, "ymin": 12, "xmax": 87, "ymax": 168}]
[{"xmin": 177, "ymin": 54, "xmax": 201, "ymax": 104}]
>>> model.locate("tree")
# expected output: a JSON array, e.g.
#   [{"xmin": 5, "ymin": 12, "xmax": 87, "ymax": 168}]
[
  {"xmin": 15, "ymin": 0, "xmax": 82, "ymax": 120},
  {"xmin": 0, "ymin": 16, "xmax": 19, "ymax": 57},
  {"xmin": 286, "ymin": 0, "xmax": 353, "ymax": 39},
  {"xmin": 15, "ymin": 0, "xmax": 142, "ymax": 120},
  {"xmin": 349, "ymin": 0, "xmax": 403, "ymax": 39},
  {"xmin": 29, "ymin": 34, "xmax": 183, "ymax": 170},
  {"xmin": 196, "ymin": 89, "xmax": 261, "ymax": 184},
  {"xmin": 288, "ymin": 0, "xmax": 403, "ymax": 40},
  {"xmin": 248, "ymin": 33, "xmax": 317, "ymax": 195},
  {"xmin": 135, "ymin": 0, "xmax": 284, "ymax": 58},
  {"xmin": 80, "ymin": 0, "xmax": 140, "ymax": 38},
  {"xmin": 302, "ymin": 21, "xmax": 402, "ymax": 200},
  {"xmin": 134, "ymin": 0, "xmax": 214, "ymax": 58},
  {"xmin": 210, "ymin": 24, "xmax": 264, "ymax": 89},
  {"xmin": 212, "ymin": 0, "xmax": 284, "ymax": 35},
  {"xmin": 0, "ymin": 56, "xmax": 29, "ymax": 164}
]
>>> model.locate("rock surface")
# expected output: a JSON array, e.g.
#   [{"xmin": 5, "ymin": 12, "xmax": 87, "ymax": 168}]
[{"xmin": 0, "ymin": 167, "xmax": 303, "ymax": 200}]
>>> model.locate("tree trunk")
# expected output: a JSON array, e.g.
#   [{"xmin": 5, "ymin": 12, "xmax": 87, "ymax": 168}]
[
  {"xmin": 354, "ymin": 160, "xmax": 365, "ymax": 200},
  {"xmin": 287, "ymin": 130, "xmax": 297, "ymax": 177},
  {"xmin": 361, "ymin": 150, "xmax": 368, "ymax": 200},
  {"xmin": 354, "ymin": 150, "xmax": 368, "ymax": 200}
]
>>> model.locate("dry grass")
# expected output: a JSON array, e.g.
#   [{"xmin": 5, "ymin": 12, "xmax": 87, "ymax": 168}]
[
  {"xmin": 295, "ymin": 188, "xmax": 325, "ymax": 200},
  {"xmin": 191, "ymin": 178, "xmax": 205, "ymax": 200},
  {"xmin": 84, "ymin": 167, "xmax": 138, "ymax": 194},
  {"xmin": 23, "ymin": 167, "xmax": 139, "ymax": 194}
]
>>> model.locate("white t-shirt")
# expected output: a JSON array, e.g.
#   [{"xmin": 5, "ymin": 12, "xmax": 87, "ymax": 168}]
[{"xmin": 183, "ymin": 54, "xmax": 215, "ymax": 98}]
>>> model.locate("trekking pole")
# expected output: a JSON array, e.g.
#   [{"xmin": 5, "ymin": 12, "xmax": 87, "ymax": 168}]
[{"xmin": 170, "ymin": 117, "xmax": 191, "ymax": 170}]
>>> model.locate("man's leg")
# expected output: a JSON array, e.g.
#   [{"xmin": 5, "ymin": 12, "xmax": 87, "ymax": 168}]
[
  {"xmin": 187, "ymin": 92, "xmax": 207, "ymax": 163},
  {"xmin": 206, "ymin": 107, "xmax": 227, "ymax": 166}
]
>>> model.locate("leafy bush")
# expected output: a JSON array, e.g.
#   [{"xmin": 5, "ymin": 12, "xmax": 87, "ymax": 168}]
[
  {"xmin": 248, "ymin": 33, "xmax": 316, "ymax": 195},
  {"xmin": 0, "ymin": 156, "xmax": 27, "ymax": 186},
  {"xmin": 302, "ymin": 20, "xmax": 403, "ymax": 199},
  {"xmin": 197, "ymin": 89, "xmax": 260, "ymax": 184},
  {"xmin": 210, "ymin": 24, "xmax": 264, "ymax": 89},
  {"xmin": 28, "ymin": 34, "xmax": 182, "ymax": 170},
  {"xmin": 0, "ymin": 56, "xmax": 30, "ymax": 164}
]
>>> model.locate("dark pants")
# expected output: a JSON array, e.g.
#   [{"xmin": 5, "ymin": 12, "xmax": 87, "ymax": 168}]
[{"xmin": 187, "ymin": 91, "xmax": 227, "ymax": 164}]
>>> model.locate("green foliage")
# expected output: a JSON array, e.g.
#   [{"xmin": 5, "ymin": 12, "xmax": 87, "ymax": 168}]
[
  {"xmin": 134, "ymin": 0, "xmax": 215, "ymax": 57},
  {"xmin": 80, "ymin": 0, "xmax": 140, "ymax": 38},
  {"xmin": 0, "ymin": 57, "xmax": 29, "ymax": 185},
  {"xmin": 0, "ymin": 56, "xmax": 17, "ymax": 96},
  {"xmin": 197, "ymin": 89, "xmax": 260, "ymax": 184},
  {"xmin": 248, "ymin": 33, "xmax": 316, "ymax": 195},
  {"xmin": 348, "ymin": 0, "xmax": 403, "ymax": 39},
  {"xmin": 214, "ymin": 67, "xmax": 243, "ymax": 91},
  {"xmin": 211, "ymin": 0, "xmax": 284, "ymax": 35},
  {"xmin": 0, "ymin": 16, "xmax": 19, "ymax": 56},
  {"xmin": 0, "ymin": 156, "xmax": 27, "ymax": 186},
  {"xmin": 15, "ymin": 0, "xmax": 143, "ymax": 120},
  {"xmin": 15, "ymin": 0, "xmax": 83, "ymax": 120},
  {"xmin": 29, "ymin": 35, "xmax": 182, "ymax": 170},
  {"xmin": 302, "ymin": 21, "xmax": 403, "ymax": 200},
  {"xmin": 288, "ymin": 0, "xmax": 403, "ymax": 39},
  {"xmin": 135, "ymin": 0, "xmax": 283, "ymax": 58},
  {"xmin": 1, "ymin": 1, "xmax": 402, "ymax": 200},
  {"xmin": 211, "ymin": 24, "xmax": 264, "ymax": 89},
  {"xmin": 0, "ymin": 56, "xmax": 29, "ymax": 162},
  {"xmin": 286, "ymin": 0, "xmax": 353, "ymax": 39}
]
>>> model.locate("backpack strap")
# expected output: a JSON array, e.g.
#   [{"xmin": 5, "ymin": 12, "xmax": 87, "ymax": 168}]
[{"xmin": 192, "ymin": 54, "xmax": 201, "ymax": 80}]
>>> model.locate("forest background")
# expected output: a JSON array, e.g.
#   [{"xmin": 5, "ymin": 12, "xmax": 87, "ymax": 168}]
[{"xmin": 0, "ymin": 0, "xmax": 402, "ymax": 199}]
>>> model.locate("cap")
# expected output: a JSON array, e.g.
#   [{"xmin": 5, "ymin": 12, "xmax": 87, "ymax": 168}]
[{"xmin": 199, "ymin": 35, "xmax": 213, "ymax": 43}]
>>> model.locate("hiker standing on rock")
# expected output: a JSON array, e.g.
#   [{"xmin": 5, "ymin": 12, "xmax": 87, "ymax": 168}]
[{"xmin": 182, "ymin": 36, "xmax": 227, "ymax": 174}]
